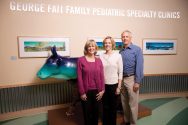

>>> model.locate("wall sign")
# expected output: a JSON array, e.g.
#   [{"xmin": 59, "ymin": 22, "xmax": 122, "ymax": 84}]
[{"xmin": 9, "ymin": 1, "xmax": 181, "ymax": 19}]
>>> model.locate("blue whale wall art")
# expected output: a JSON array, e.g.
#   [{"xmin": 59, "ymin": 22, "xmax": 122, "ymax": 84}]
[
  {"xmin": 37, "ymin": 46, "xmax": 80, "ymax": 116},
  {"xmin": 37, "ymin": 46, "xmax": 78, "ymax": 80}
]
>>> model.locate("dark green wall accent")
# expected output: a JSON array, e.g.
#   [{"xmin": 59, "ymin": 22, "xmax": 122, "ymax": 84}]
[
  {"xmin": 0, "ymin": 80, "xmax": 75, "ymax": 114},
  {"xmin": 140, "ymin": 75, "xmax": 188, "ymax": 93}
]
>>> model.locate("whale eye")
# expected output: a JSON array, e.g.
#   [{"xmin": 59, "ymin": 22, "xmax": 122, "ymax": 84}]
[{"xmin": 46, "ymin": 57, "xmax": 58, "ymax": 66}]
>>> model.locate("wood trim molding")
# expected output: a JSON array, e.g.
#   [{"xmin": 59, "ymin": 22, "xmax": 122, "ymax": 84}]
[
  {"xmin": 140, "ymin": 91, "xmax": 188, "ymax": 100},
  {"xmin": 1, "ymin": 73, "xmax": 187, "ymax": 89},
  {"xmin": 144, "ymin": 73, "xmax": 188, "ymax": 76},
  {"xmin": 0, "ymin": 80, "xmax": 69, "ymax": 89}
]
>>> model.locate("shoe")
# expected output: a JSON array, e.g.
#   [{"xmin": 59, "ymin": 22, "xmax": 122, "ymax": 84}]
[{"xmin": 120, "ymin": 122, "xmax": 130, "ymax": 125}]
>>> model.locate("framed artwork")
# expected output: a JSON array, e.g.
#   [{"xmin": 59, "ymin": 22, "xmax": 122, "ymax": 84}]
[
  {"xmin": 88, "ymin": 37, "xmax": 123, "ymax": 55},
  {"xmin": 18, "ymin": 37, "xmax": 70, "ymax": 58},
  {"xmin": 142, "ymin": 39, "xmax": 177, "ymax": 55}
]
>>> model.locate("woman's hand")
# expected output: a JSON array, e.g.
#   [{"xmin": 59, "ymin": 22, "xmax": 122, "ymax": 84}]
[
  {"xmin": 80, "ymin": 94, "xmax": 87, "ymax": 101},
  {"xmin": 96, "ymin": 90, "xmax": 104, "ymax": 101},
  {"xmin": 115, "ymin": 87, "xmax": 121, "ymax": 95}
]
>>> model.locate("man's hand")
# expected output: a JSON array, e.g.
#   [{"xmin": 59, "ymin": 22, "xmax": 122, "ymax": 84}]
[{"xmin": 133, "ymin": 83, "xmax": 140, "ymax": 92}]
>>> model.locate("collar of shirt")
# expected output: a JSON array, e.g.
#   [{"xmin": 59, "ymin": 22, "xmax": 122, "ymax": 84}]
[{"xmin": 120, "ymin": 43, "xmax": 133, "ymax": 53}]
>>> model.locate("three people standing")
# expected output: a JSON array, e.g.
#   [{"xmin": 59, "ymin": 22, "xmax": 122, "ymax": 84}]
[{"xmin": 77, "ymin": 30, "xmax": 144, "ymax": 125}]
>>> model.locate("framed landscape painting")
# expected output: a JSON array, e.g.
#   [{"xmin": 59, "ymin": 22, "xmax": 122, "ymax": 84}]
[
  {"xmin": 143, "ymin": 39, "xmax": 177, "ymax": 55},
  {"xmin": 18, "ymin": 37, "xmax": 70, "ymax": 58},
  {"xmin": 88, "ymin": 37, "xmax": 123, "ymax": 56}
]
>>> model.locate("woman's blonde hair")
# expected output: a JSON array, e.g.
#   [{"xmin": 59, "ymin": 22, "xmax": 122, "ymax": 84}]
[
  {"xmin": 84, "ymin": 39, "xmax": 98, "ymax": 55},
  {"xmin": 103, "ymin": 36, "xmax": 116, "ymax": 50}
]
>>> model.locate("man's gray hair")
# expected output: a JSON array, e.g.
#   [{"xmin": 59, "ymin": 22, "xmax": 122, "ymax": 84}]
[{"xmin": 121, "ymin": 30, "xmax": 132, "ymax": 37}]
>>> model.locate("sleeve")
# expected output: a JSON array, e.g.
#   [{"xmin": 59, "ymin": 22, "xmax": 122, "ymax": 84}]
[
  {"xmin": 99, "ymin": 58, "xmax": 105, "ymax": 91},
  {"xmin": 117, "ymin": 54, "xmax": 123, "ymax": 80},
  {"xmin": 77, "ymin": 58, "xmax": 85, "ymax": 95},
  {"xmin": 135, "ymin": 48, "xmax": 144, "ymax": 83}
]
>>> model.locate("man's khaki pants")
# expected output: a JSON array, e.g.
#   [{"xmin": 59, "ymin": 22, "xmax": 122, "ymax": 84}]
[{"xmin": 121, "ymin": 75, "xmax": 139, "ymax": 125}]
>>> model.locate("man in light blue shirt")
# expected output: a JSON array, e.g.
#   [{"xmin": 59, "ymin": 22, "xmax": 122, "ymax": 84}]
[{"xmin": 119, "ymin": 30, "xmax": 144, "ymax": 125}]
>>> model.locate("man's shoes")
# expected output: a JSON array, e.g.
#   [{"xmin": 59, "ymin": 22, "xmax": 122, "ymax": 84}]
[{"xmin": 120, "ymin": 122, "xmax": 130, "ymax": 125}]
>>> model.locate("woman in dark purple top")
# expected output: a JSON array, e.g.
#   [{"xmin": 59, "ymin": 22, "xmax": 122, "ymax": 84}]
[{"xmin": 77, "ymin": 39, "xmax": 105, "ymax": 125}]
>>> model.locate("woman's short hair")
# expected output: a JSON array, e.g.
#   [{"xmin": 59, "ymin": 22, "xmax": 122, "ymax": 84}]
[
  {"xmin": 103, "ymin": 36, "xmax": 116, "ymax": 50},
  {"xmin": 84, "ymin": 39, "xmax": 98, "ymax": 55}
]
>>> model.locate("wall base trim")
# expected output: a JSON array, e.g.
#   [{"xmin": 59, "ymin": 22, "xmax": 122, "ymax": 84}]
[{"xmin": 140, "ymin": 91, "xmax": 188, "ymax": 100}]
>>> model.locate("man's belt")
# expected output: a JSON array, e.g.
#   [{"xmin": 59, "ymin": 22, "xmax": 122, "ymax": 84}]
[{"xmin": 123, "ymin": 74, "xmax": 135, "ymax": 77}]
